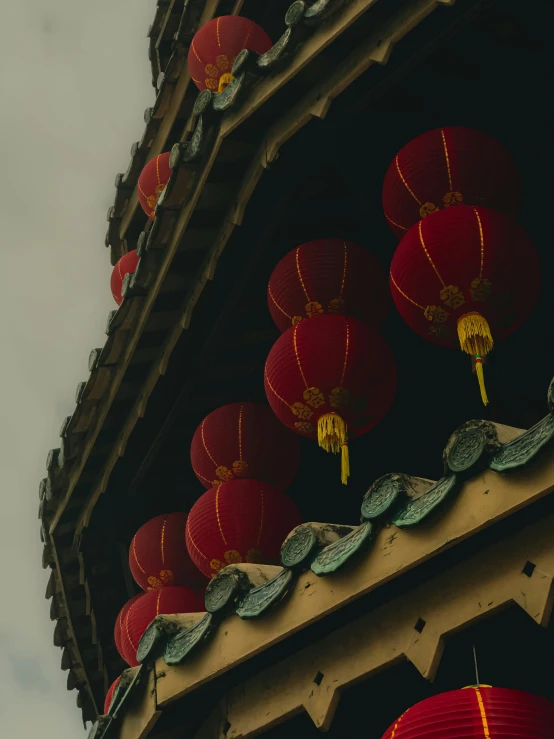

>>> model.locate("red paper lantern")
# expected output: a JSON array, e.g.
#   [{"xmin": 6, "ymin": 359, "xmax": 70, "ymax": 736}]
[
  {"xmin": 120, "ymin": 587, "xmax": 201, "ymax": 667},
  {"xmin": 129, "ymin": 512, "xmax": 207, "ymax": 592},
  {"xmin": 381, "ymin": 686, "xmax": 554, "ymax": 739},
  {"xmin": 137, "ymin": 152, "xmax": 172, "ymax": 219},
  {"xmin": 267, "ymin": 239, "xmax": 389, "ymax": 333},
  {"xmin": 188, "ymin": 16, "xmax": 272, "ymax": 93},
  {"xmin": 104, "ymin": 676, "xmax": 121, "ymax": 715},
  {"xmin": 114, "ymin": 593, "xmax": 142, "ymax": 662},
  {"xmin": 264, "ymin": 314, "xmax": 396, "ymax": 484},
  {"xmin": 185, "ymin": 479, "xmax": 301, "ymax": 579},
  {"xmin": 190, "ymin": 402, "xmax": 300, "ymax": 490},
  {"xmin": 382, "ymin": 127, "xmax": 521, "ymax": 238},
  {"xmin": 111, "ymin": 250, "xmax": 139, "ymax": 306},
  {"xmin": 390, "ymin": 205, "xmax": 540, "ymax": 404},
  {"xmin": 194, "ymin": 585, "xmax": 207, "ymax": 610}
]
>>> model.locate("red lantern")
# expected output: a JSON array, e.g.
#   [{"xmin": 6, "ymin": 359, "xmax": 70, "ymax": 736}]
[
  {"xmin": 137, "ymin": 152, "xmax": 172, "ymax": 219},
  {"xmin": 185, "ymin": 479, "xmax": 301, "ymax": 579},
  {"xmin": 129, "ymin": 512, "xmax": 207, "ymax": 592},
  {"xmin": 194, "ymin": 584, "xmax": 207, "ymax": 610},
  {"xmin": 114, "ymin": 593, "xmax": 142, "ymax": 662},
  {"xmin": 190, "ymin": 402, "xmax": 300, "ymax": 490},
  {"xmin": 264, "ymin": 314, "xmax": 396, "ymax": 484},
  {"xmin": 267, "ymin": 239, "xmax": 389, "ymax": 333},
  {"xmin": 104, "ymin": 676, "xmax": 121, "ymax": 714},
  {"xmin": 188, "ymin": 16, "xmax": 272, "ymax": 93},
  {"xmin": 381, "ymin": 686, "xmax": 554, "ymax": 739},
  {"xmin": 382, "ymin": 127, "xmax": 521, "ymax": 238},
  {"xmin": 119, "ymin": 587, "xmax": 201, "ymax": 667},
  {"xmin": 111, "ymin": 250, "xmax": 139, "ymax": 306},
  {"xmin": 390, "ymin": 205, "xmax": 540, "ymax": 404}
]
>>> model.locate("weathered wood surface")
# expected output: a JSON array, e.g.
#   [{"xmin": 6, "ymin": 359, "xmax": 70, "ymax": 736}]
[
  {"xmin": 47, "ymin": 0, "xmax": 463, "ymax": 722},
  {"xmin": 48, "ymin": 537, "xmax": 99, "ymax": 718},
  {"xmin": 51, "ymin": 0, "xmax": 457, "ymax": 538},
  {"xmin": 117, "ymin": 0, "xmax": 220, "ymax": 242},
  {"xmin": 221, "ymin": 0, "xmax": 383, "ymax": 137},
  {"xmin": 219, "ymin": 509, "xmax": 554, "ymax": 737},
  {"xmin": 153, "ymin": 452, "xmax": 554, "ymax": 707},
  {"xmin": 118, "ymin": 668, "xmax": 160, "ymax": 739}
]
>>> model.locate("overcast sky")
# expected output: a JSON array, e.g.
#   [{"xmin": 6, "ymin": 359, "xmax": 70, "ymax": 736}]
[{"xmin": 0, "ymin": 1, "xmax": 154, "ymax": 735}]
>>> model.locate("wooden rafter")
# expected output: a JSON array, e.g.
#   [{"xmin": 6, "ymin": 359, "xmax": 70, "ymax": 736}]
[
  {"xmin": 61, "ymin": 0, "xmax": 456, "ymax": 540},
  {"xmin": 118, "ymin": 0, "xmax": 221, "ymax": 240}
]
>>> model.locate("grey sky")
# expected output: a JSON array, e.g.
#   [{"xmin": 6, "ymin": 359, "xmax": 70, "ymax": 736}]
[{"xmin": 0, "ymin": 1, "xmax": 154, "ymax": 735}]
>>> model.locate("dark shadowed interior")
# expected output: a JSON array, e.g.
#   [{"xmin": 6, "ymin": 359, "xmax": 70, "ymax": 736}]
[{"xmin": 80, "ymin": 0, "xmax": 554, "ymax": 722}]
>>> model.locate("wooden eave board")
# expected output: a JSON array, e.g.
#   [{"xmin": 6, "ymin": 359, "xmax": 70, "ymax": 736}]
[
  {"xmin": 49, "ymin": 0, "xmax": 453, "ymax": 537},
  {"xmin": 215, "ymin": 508, "xmax": 554, "ymax": 737},
  {"xmin": 154, "ymin": 456, "xmax": 554, "ymax": 704}
]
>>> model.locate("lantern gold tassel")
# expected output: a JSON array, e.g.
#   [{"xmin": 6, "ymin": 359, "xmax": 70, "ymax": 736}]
[
  {"xmin": 218, "ymin": 73, "xmax": 234, "ymax": 93},
  {"xmin": 474, "ymin": 355, "xmax": 488, "ymax": 406},
  {"xmin": 317, "ymin": 413, "xmax": 350, "ymax": 485},
  {"xmin": 457, "ymin": 312, "xmax": 494, "ymax": 406},
  {"xmin": 341, "ymin": 437, "xmax": 350, "ymax": 486}
]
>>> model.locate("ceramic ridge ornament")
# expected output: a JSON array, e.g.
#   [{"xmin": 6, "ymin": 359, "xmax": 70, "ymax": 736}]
[
  {"xmin": 119, "ymin": 587, "xmax": 201, "ymax": 667},
  {"xmin": 267, "ymin": 239, "xmax": 389, "ymax": 333},
  {"xmin": 188, "ymin": 16, "xmax": 272, "ymax": 93},
  {"xmin": 382, "ymin": 126, "xmax": 521, "ymax": 238}
]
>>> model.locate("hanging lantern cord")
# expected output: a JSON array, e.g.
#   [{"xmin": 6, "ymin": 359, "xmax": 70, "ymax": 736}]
[
  {"xmin": 474, "ymin": 355, "xmax": 488, "ymax": 406},
  {"xmin": 317, "ymin": 413, "xmax": 350, "ymax": 485},
  {"xmin": 341, "ymin": 434, "xmax": 350, "ymax": 486},
  {"xmin": 457, "ymin": 312, "xmax": 494, "ymax": 406}
]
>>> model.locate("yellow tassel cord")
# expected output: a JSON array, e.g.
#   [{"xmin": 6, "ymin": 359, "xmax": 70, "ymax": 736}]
[
  {"xmin": 317, "ymin": 413, "xmax": 350, "ymax": 485},
  {"xmin": 218, "ymin": 73, "xmax": 234, "ymax": 93},
  {"xmin": 456, "ymin": 312, "xmax": 494, "ymax": 406}
]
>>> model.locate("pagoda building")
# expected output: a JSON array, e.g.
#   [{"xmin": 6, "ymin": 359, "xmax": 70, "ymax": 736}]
[{"xmin": 39, "ymin": 0, "xmax": 554, "ymax": 738}]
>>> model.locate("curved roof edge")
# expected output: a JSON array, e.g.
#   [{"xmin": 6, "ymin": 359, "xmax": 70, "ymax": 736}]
[{"xmin": 91, "ymin": 388, "xmax": 554, "ymax": 737}]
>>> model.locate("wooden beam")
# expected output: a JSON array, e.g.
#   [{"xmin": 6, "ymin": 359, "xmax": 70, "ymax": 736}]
[
  {"xmin": 119, "ymin": 668, "xmax": 160, "ymax": 739},
  {"xmin": 221, "ymin": 0, "xmax": 453, "ymax": 139},
  {"xmin": 49, "ymin": 538, "xmax": 99, "ymax": 716},
  {"xmin": 259, "ymin": 0, "xmax": 455, "ymax": 167},
  {"xmin": 54, "ymin": 0, "xmax": 454, "ymax": 538},
  {"xmin": 118, "ymin": 0, "xmax": 220, "ymax": 240},
  {"xmin": 66, "ymin": 133, "xmax": 226, "ymax": 539},
  {"xmin": 49, "ymin": 150, "xmax": 224, "ymax": 533},
  {"xmin": 218, "ymin": 510, "xmax": 554, "ymax": 737},
  {"xmin": 154, "ymin": 453, "xmax": 554, "ymax": 706},
  {"xmin": 127, "ymin": 195, "xmax": 293, "ymax": 495},
  {"xmin": 155, "ymin": 0, "xmax": 178, "ymax": 52},
  {"xmin": 220, "ymin": 0, "xmax": 384, "ymax": 137}
]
